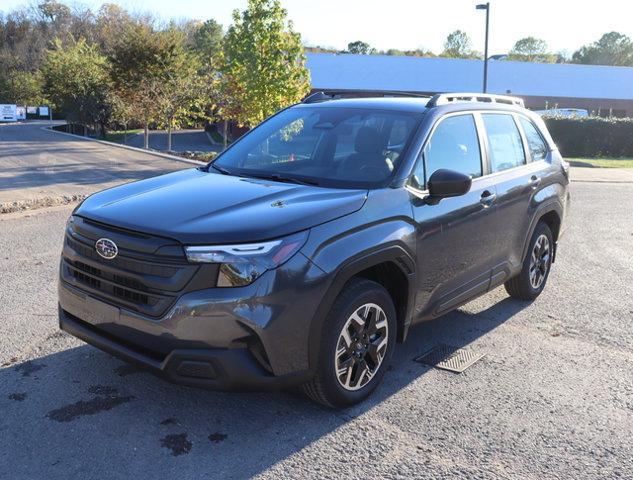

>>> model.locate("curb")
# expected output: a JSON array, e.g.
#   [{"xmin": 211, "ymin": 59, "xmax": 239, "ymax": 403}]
[
  {"xmin": 0, "ymin": 194, "xmax": 87, "ymax": 215},
  {"xmin": 42, "ymin": 126, "xmax": 205, "ymax": 166}
]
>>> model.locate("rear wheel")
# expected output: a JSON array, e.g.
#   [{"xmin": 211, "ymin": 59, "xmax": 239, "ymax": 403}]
[
  {"xmin": 303, "ymin": 278, "xmax": 396, "ymax": 408},
  {"xmin": 505, "ymin": 222, "xmax": 553, "ymax": 300}
]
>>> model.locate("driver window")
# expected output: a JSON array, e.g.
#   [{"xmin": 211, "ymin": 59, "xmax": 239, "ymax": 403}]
[{"xmin": 411, "ymin": 114, "xmax": 482, "ymax": 189}]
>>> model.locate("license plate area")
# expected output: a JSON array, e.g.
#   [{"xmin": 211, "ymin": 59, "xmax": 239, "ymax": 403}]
[{"xmin": 63, "ymin": 286, "xmax": 120, "ymax": 326}]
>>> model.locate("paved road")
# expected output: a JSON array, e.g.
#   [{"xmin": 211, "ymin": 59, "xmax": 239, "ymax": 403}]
[
  {"xmin": 0, "ymin": 181, "xmax": 631, "ymax": 479},
  {"xmin": 0, "ymin": 122, "xmax": 192, "ymax": 212},
  {"xmin": 124, "ymin": 129, "xmax": 221, "ymax": 153}
]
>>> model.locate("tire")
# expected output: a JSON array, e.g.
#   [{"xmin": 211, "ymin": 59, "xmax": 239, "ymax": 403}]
[
  {"xmin": 303, "ymin": 278, "xmax": 397, "ymax": 408},
  {"xmin": 505, "ymin": 221, "xmax": 554, "ymax": 301}
]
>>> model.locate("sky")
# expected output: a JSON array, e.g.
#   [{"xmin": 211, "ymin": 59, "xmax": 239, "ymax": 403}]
[{"xmin": 3, "ymin": 0, "xmax": 633, "ymax": 55}]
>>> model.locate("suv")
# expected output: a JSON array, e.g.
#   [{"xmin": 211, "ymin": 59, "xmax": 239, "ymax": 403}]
[{"xmin": 58, "ymin": 92, "xmax": 570, "ymax": 407}]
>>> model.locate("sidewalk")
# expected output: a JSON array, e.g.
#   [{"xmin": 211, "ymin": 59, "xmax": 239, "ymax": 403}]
[{"xmin": 570, "ymin": 166, "xmax": 633, "ymax": 183}]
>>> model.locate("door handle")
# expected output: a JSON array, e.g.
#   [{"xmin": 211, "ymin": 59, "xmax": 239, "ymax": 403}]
[
  {"xmin": 529, "ymin": 175, "xmax": 542, "ymax": 189},
  {"xmin": 480, "ymin": 190, "xmax": 496, "ymax": 206}
]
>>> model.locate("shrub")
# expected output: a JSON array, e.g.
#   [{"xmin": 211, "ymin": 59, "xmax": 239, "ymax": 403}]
[{"xmin": 543, "ymin": 116, "xmax": 633, "ymax": 157}]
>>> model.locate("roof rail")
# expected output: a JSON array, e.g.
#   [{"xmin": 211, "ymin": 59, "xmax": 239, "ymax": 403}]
[
  {"xmin": 303, "ymin": 90, "xmax": 430, "ymax": 104},
  {"xmin": 426, "ymin": 93, "xmax": 525, "ymax": 108}
]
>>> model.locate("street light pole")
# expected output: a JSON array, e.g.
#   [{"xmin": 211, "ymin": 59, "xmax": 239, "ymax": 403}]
[{"xmin": 476, "ymin": 2, "xmax": 490, "ymax": 93}]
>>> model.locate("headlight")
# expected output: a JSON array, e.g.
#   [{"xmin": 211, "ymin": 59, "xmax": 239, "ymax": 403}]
[{"xmin": 184, "ymin": 231, "xmax": 309, "ymax": 287}]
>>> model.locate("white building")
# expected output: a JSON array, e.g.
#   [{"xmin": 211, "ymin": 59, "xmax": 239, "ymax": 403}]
[{"xmin": 306, "ymin": 53, "xmax": 633, "ymax": 116}]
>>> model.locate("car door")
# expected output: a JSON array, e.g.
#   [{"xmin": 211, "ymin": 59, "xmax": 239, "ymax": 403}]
[
  {"xmin": 408, "ymin": 113, "xmax": 499, "ymax": 320},
  {"xmin": 478, "ymin": 112, "xmax": 553, "ymax": 285}
]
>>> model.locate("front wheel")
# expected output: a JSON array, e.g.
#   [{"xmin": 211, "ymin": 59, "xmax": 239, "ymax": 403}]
[
  {"xmin": 303, "ymin": 278, "xmax": 396, "ymax": 408},
  {"xmin": 505, "ymin": 222, "xmax": 554, "ymax": 300}
]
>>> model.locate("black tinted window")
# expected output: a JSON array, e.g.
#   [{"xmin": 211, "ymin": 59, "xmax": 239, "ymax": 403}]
[
  {"xmin": 482, "ymin": 114, "xmax": 526, "ymax": 172},
  {"xmin": 412, "ymin": 114, "xmax": 482, "ymax": 188},
  {"xmin": 214, "ymin": 106, "xmax": 421, "ymax": 188},
  {"xmin": 519, "ymin": 117, "xmax": 548, "ymax": 161}
]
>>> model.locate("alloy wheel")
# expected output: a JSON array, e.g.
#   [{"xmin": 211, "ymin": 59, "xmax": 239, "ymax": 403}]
[
  {"xmin": 529, "ymin": 234, "xmax": 550, "ymax": 289},
  {"xmin": 334, "ymin": 303, "xmax": 389, "ymax": 391}
]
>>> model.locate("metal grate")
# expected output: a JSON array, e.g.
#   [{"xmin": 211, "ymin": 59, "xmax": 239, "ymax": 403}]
[{"xmin": 414, "ymin": 344, "xmax": 486, "ymax": 373}]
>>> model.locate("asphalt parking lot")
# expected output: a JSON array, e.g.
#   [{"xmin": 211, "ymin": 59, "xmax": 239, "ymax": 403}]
[
  {"xmin": 0, "ymin": 122, "xmax": 191, "ymax": 212},
  {"xmin": 0, "ymin": 124, "xmax": 632, "ymax": 479},
  {"xmin": 0, "ymin": 183, "xmax": 631, "ymax": 479}
]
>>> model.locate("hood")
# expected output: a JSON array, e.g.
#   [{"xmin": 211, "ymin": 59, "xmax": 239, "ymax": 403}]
[{"xmin": 76, "ymin": 168, "xmax": 368, "ymax": 244}]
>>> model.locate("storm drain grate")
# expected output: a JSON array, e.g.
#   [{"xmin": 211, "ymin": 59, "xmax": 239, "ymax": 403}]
[{"xmin": 414, "ymin": 344, "xmax": 486, "ymax": 373}]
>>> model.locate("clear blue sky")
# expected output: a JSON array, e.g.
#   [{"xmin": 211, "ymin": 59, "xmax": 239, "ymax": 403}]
[{"xmin": 3, "ymin": 0, "xmax": 632, "ymax": 55}]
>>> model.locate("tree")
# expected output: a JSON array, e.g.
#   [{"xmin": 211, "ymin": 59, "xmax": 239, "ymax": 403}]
[
  {"xmin": 507, "ymin": 37, "xmax": 556, "ymax": 63},
  {"xmin": 109, "ymin": 24, "xmax": 191, "ymax": 148},
  {"xmin": 41, "ymin": 38, "xmax": 110, "ymax": 135},
  {"xmin": 441, "ymin": 30, "xmax": 479, "ymax": 59},
  {"xmin": 346, "ymin": 40, "xmax": 375, "ymax": 55},
  {"xmin": 572, "ymin": 32, "xmax": 633, "ymax": 66},
  {"xmin": 218, "ymin": 0, "xmax": 310, "ymax": 128},
  {"xmin": 0, "ymin": 70, "xmax": 47, "ymax": 105},
  {"xmin": 194, "ymin": 19, "xmax": 223, "ymax": 59}
]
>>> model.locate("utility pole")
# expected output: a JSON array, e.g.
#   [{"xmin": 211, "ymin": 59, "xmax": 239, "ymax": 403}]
[{"xmin": 476, "ymin": 3, "xmax": 490, "ymax": 93}]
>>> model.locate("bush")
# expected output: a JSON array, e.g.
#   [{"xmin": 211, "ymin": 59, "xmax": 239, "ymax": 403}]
[{"xmin": 543, "ymin": 116, "xmax": 633, "ymax": 158}]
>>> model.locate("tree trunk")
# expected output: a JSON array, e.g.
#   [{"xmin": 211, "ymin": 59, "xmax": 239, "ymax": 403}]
[
  {"xmin": 223, "ymin": 120, "xmax": 228, "ymax": 150},
  {"xmin": 144, "ymin": 123, "xmax": 149, "ymax": 149},
  {"xmin": 83, "ymin": 124, "xmax": 87, "ymax": 137},
  {"xmin": 123, "ymin": 123, "xmax": 127, "ymax": 145},
  {"xmin": 167, "ymin": 121, "xmax": 172, "ymax": 152}
]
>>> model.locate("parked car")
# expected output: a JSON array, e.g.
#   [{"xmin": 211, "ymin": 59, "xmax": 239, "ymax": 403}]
[
  {"xmin": 58, "ymin": 92, "xmax": 570, "ymax": 407},
  {"xmin": 535, "ymin": 108, "xmax": 589, "ymax": 118}
]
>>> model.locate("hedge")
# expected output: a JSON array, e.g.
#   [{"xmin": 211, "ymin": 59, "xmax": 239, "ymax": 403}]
[{"xmin": 543, "ymin": 116, "xmax": 633, "ymax": 158}]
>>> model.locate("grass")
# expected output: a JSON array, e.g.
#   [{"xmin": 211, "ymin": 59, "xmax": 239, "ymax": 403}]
[
  {"xmin": 567, "ymin": 158, "xmax": 633, "ymax": 168},
  {"xmin": 104, "ymin": 129, "xmax": 143, "ymax": 144}
]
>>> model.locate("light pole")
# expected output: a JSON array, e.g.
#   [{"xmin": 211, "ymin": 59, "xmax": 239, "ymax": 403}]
[{"xmin": 476, "ymin": 2, "xmax": 490, "ymax": 93}]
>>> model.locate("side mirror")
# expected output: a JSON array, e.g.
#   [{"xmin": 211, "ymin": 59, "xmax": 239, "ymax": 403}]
[{"xmin": 426, "ymin": 169, "xmax": 472, "ymax": 202}]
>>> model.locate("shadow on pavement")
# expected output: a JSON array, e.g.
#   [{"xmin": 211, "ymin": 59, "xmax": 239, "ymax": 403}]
[{"xmin": 0, "ymin": 297, "xmax": 528, "ymax": 478}]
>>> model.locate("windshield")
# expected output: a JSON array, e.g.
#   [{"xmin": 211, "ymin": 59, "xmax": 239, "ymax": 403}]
[{"xmin": 212, "ymin": 106, "xmax": 422, "ymax": 188}]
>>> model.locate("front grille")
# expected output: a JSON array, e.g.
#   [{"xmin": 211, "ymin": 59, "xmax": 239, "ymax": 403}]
[{"xmin": 61, "ymin": 218, "xmax": 206, "ymax": 318}]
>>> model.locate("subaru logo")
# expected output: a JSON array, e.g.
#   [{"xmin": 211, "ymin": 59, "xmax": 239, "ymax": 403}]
[{"xmin": 95, "ymin": 238, "xmax": 118, "ymax": 260}]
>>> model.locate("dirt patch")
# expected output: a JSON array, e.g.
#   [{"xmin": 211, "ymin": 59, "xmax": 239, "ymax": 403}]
[
  {"xmin": 15, "ymin": 361, "xmax": 46, "ymax": 377},
  {"xmin": 114, "ymin": 364, "xmax": 144, "ymax": 377},
  {"xmin": 208, "ymin": 432, "xmax": 228, "ymax": 443},
  {"xmin": 87, "ymin": 385, "xmax": 118, "ymax": 395},
  {"xmin": 160, "ymin": 433, "xmax": 192, "ymax": 456},
  {"xmin": 47, "ymin": 394, "xmax": 134, "ymax": 422}
]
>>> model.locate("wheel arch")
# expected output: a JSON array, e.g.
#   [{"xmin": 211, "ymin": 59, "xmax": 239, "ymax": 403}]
[
  {"xmin": 307, "ymin": 244, "xmax": 416, "ymax": 373},
  {"xmin": 523, "ymin": 201, "xmax": 563, "ymax": 263}
]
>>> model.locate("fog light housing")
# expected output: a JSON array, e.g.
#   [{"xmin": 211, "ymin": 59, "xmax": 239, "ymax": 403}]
[{"xmin": 185, "ymin": 231, "xmax": 309, "ymax": 287}]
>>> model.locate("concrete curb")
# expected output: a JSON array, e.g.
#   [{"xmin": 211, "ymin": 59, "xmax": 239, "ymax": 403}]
[
  {"xmin": 0, "ymin": 194, "xmax": 87, "ymax": 215},
  {"xmin": 42, "ymin": 126, "xmax": 205, "ymax": 166}
]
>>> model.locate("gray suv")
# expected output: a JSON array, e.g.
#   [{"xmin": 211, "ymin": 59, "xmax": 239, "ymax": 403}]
[{"xmin": 58, "ymin": 92, "xmax": 570, "ymax": 407}]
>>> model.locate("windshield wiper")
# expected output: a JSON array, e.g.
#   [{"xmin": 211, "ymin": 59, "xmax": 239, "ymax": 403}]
[
  {"xmin": 248, "ymin": 173, "xmax": 319, "ymax": 186},
  {"xmin": 209, "ymin": 163, "xmax": 232, "ymax": 175}
]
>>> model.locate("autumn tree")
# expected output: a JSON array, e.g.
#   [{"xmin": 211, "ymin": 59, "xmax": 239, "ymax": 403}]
[
  {"xmin": 346, "ymin": 40, "xmax": 375, "ymax": 55},
  {"xmin": 572, "ymin": 32, "xmax": 633, "ymax": 66},
  {"xmin": 507, "ymin": 37, "xmax": 556, "ymax": 63},
  {"xmin": 109, "ymin": 24, "xmax": 186, "ymax": 148},
  {"xmin": 41, "ymin": 38, "xmax": 110, "ymax": 135},
  {"xmin": 218, "ymin": 0, "xmax": 310, "ymax": 128},
  {"xmin": 441, "ymin": 30, "xmax": 479, "ymax": 59}
]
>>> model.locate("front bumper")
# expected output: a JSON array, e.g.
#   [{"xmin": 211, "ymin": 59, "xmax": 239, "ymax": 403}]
[{"xmin": 58, "ymin": 251, "xmax": 331, "ymax": 391}]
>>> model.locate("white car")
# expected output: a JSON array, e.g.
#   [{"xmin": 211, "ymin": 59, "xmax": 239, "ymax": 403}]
[{"xmin": 535, "ymin": 108, "xmax": 589, "ymax": 118}]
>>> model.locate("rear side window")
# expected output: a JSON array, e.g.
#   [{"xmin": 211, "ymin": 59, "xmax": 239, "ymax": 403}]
[
  {"xmin": 482, "ymin": 114, "xmax": 526, "ymax": 173},
  {"xmin": 519, "ymin": 117, "xmax": 548, "ymax": 161},
  {"xmin": 412, "ymin": 114, "xmax": 482, "ymax": 188}
]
